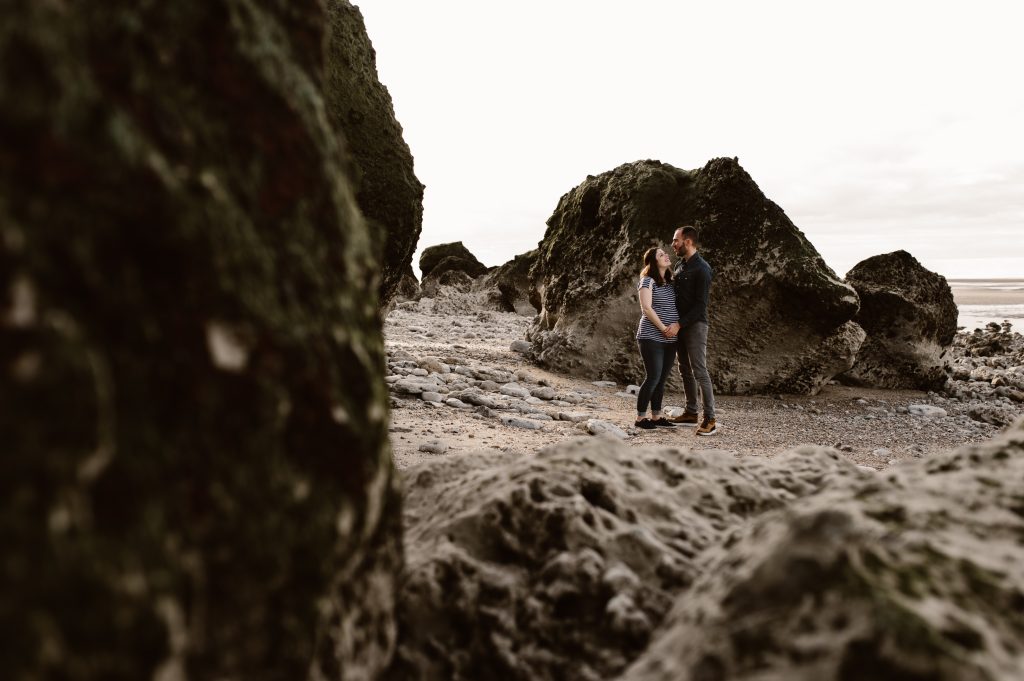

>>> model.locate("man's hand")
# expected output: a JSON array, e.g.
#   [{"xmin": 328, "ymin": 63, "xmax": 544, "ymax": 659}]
[{"xmin": 663, "ymin": 323, "xmax": 680, "ymax": 339}]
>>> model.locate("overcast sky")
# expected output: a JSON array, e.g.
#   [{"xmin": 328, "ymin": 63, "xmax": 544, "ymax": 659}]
[{"xmin": 356, "ymin": 0, "xmax": 1023, "ymax": 279}]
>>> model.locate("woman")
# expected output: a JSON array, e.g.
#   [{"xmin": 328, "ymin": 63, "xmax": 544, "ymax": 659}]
[{"xmin": 634, "ymin": 247, "xmax": 679, "ymax": 429}]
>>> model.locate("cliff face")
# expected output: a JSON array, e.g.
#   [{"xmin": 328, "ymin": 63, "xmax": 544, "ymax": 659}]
[
  {"xmin": 1, "ymin": 2, "xmax": 399, "ymax": 679},
  {"xmin": 528, "ymin": 158, "xmax": 863, "ymax": 395},
  {"xmin": 325, "ymin": 0, "xmax": 425, "ymax": 306}
]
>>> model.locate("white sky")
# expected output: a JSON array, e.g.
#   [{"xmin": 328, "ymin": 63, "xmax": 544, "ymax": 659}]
[{"xmin": 356, "ymin": 0, "xmax": 1024, "ymax": 279}]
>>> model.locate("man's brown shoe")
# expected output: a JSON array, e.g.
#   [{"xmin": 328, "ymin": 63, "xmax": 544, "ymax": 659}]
[
  {"xmin": 696, "ymin": 417, "xmax": 718, "ymax": 436},
  {"xmin": 670, "ymin": 412, "xmax": 699, "ymax": 426}
]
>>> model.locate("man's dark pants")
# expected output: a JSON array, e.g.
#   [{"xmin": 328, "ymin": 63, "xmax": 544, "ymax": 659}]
[{"xmin": 676, "ymin": 321, "xmax": 716, "ymax": 419}]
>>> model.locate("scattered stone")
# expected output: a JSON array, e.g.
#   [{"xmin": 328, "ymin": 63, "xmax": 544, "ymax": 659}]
[
  {"xmin": 418, "ymin": 441, "xmax": 449, "ymax": 454},
  {"xmin": 626, "ymin": 384, "xmax": 641, "ymax": 395},
  {"xmin": 871, "ymin": 448, "xmax": 892, "ymax": 459},
  {"xmin": 557, "ymin": 412, "xmax": 591, "ymax": 422},
  {"xmin": 530, "ymin": 386, "xmax": 557, "ymax": 400},
  {"xmin": 587, "ymin": 419, "xmax": 628, "ymax": 439},
  {"xmin": 500, "ymin": 416, "xmax": 545, "ymax": 430},
  {"xmin": 908, "ymin": 404, "xmax": 947, "ymax": 418},
  {"xmin": 968, "ymin": 405, "xmax": 1015, "ymax": 427},
  {"xmin": 510, "ymin": 340, "xmax": 532, "ymax": 354},
  {"xmin": 592, "ymin": 380, "xmax": 617, "ymax": 388},
  {"xmin": 421, "ymin": 392, "xmax": 443, "ymax": 403},
  {"xmin": 500, "ymin": 382, "xmax": 533, "ymax": 399}
]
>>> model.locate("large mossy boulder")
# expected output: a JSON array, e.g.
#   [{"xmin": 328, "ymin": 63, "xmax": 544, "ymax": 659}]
[
  {"xmin": 842, "ymin": 250, "xmax": 958, "ymax": 390},
  {"xmin": 623, "ymin": 419, "xmax": 1024, "ymax": 681},
  {"xmin": 419, "ymin": 241, "xmax": 489, "ymax": 280},
  {"xmin": 527, "ymin": 159, "xmax": 864, "ymax": 395},
  {"xmin": 1, "ymin": 2, "xmax": 399, "ymax": 679},
  {"xmin": 326, "ymin": 0, "xmax": 424, "ymax": 305}
]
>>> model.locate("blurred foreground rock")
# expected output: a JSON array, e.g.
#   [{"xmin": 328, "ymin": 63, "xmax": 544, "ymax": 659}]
[
  {"xmin": 390, "ymin": 439, "xmax": 865, "ymax": 680},
  {"xmin": 527, "ymin": 158, "xmax": 864, "ymax": 395},
  {"xmin": 843, "ymin": 250, "xmax": 957, "ymax": 390},
  {"xmin": 1, "ymin": 2, "xmax": 399, "ymax": 679},
  {"xmin": 623, "ymin": 419, "xmax": 1024, "ymax": 680},
  {"xmin": 393, "ymin": 422, "xmax": 1024, "ymax": 680}
]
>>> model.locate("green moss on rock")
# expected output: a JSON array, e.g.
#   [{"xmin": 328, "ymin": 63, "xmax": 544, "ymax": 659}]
[{"xmin": 1, "ymin": 1, "xmax": 399, "ymax": 679}]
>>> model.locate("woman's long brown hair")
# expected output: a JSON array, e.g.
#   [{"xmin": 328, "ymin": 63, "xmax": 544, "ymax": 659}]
[{"xmin": 640, "ymin": 247, "xmax": 672, "ymax": 286}]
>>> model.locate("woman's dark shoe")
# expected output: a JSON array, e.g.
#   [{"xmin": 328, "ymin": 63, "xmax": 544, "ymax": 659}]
[
  {"xmin": 650, "ymin": 417, "xmax": 676, "ymax": 427},
  {"xmin": 634, "ymin": 418, "xmax": 657, "ymax": 430}
]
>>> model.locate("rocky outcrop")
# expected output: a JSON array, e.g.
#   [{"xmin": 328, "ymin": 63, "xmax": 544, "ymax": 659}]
[
  {"xmin": 390, "ymin": 438, "xmax": 865, "ymax": 680},
  {"xmin": 326, "ymin": 0, "xmax": 424, "ymax": 305},
  {"xmin": 527, "ymin": 158, "xmax": 864, "ymax": 395},
  {"xmin": 1, "ymin": 3, "xmax": 398, "ymax": 679},
  {"xmin": 843, "ymin": 250, "xmax": 958, "ymax": 390},
  {"xmin": 419, "ymin": 241, "xmax": 489, "ymax": 280},
  {"xmin": 395, "ymin": 264, "xmax": 421, "ymax": 302},
  {"xmin": 623, "ymin": 420, "xmax": 1024, "ymax": 681},
  {"xmin": 476, "ymin": 248, "xmax": 541, "ymax": 315},
  {"xmin": 392, "ymin": 422, "xmax": 1024, "ymax": 681}
]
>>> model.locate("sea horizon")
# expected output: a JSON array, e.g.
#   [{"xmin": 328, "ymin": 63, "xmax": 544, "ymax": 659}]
[{"xmin": 948, "ymin": 279, "xmax": 1024, "ymax": 330}]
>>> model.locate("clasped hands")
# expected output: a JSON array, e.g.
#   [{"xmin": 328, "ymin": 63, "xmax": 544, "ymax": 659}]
[{"xmin": 662, "ymin": 322, "xmax": 681, "ymax": 339}]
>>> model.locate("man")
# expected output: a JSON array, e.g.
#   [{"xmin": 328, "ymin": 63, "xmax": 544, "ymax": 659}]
[{"xmin": 666, "ymin": 225, "xmax": 717, "ymax": 435}]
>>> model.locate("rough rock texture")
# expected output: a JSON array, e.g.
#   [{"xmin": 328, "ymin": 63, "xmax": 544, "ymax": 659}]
[
  {"xmin": 419, "ymin": 241, "xmax": 489, "ymax": 280},
  {"xmin": 528, "ymin": 159, "xmax": 864, "ymax": 395},
  {"xmin": 843, "ymin": 250, "xmax": 958, "ymax": 390},
  {"xmin": 623, "ymin": 420, "xmax": 1024, "ymax": 681},
  {"xmin": 326, "ymin": 0, "xmax": 424, "ymax": 305},
  {"xmin": 393, "ymin": 263, "xmax": 420, "ymax": 303},
  {"xmin": 1, "ymin": 3, "xmax": 399, "ymax": 680},
  {"xmin": 476, "ymin": 248, "xmax": 541, "ymax": 316},
  {"xmin": 390, "ymin": 438, "xmax": 865, "ymax": 680}
]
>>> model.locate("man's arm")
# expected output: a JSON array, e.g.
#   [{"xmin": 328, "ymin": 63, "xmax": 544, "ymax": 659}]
[{"xmin": 677, "ymin": 266, "xmax": 711, "ymax": 326}]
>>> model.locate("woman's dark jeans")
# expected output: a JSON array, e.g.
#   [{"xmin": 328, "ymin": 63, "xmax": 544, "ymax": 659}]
[{"xmin": 636, "ymin": 339, "xmax": 676, "ymax": 416}]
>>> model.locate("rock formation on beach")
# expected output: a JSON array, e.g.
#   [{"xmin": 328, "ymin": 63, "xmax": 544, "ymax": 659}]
[
  {"xmin": 527, "ymin": 158, "xmax": 865, "ymax": 395},
  {"xmin": 843, "ymin": 250, "xmax": 958, "ymax": 390},
  {"xmin": 395, "ymin": 263, "xmax": 421, "ymax": 302},
  {"xmin": 476, "ymin": 248, "xmax": 541, "ymax": 316},
  {"xmin": 419, "ymin": 241, "xmax": 490, "ymax": 281},
  {"xmin": 1, "ymin": 2, "xmax": 399, "ymax": 679},
  {"xmin": 393, "ymin": 421, "xmax": 1024, "ymax": 680},
  {"xmin": 326, "ymin": 0, "xmax": 424, "ymax": 305}
]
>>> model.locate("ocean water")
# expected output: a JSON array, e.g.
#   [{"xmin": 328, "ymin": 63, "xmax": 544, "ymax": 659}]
[{"xmin": 949, "ymin": 279, "xmax": 1024, "ymax": 331}]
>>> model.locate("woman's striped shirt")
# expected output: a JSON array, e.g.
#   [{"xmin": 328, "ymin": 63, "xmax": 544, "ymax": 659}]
[{"xmin": 636, "ymin": 276, "xmax": 678, "ymax": 343}]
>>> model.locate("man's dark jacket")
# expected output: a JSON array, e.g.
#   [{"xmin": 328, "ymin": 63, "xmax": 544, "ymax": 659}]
[{"xmin": 673, "ymin": 252, "xmax": 713, "ymax": 326}]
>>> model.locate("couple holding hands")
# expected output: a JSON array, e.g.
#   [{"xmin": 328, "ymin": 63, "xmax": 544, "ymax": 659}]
[{"xmin": 634, "ymin": 225, "xmax": 717, "ymax": 436}]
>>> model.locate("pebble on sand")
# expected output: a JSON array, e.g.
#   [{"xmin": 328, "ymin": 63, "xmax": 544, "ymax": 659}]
[
  {"xmin": 908, "ymin": 404, "xmax": 947, "ymax": 418},
  {"xmin": 586, "ymin": 419, "xmax": 628, "ymax": 439}
]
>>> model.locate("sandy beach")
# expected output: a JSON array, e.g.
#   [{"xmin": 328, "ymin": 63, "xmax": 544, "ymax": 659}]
[{"xmin": 385, "ymin": 293, "xmax": 1010, "ymax": 472}]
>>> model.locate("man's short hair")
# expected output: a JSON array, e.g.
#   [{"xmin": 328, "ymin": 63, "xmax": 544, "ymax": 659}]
[{"xmin": 679, "ymin": 225, "xmax": 699, "ymax": 246}]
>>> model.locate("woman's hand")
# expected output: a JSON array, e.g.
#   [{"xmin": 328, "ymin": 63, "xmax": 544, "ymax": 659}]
[{"xmin": 663, "ymin": 322, "xmax": 680, "ymax": 338}]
